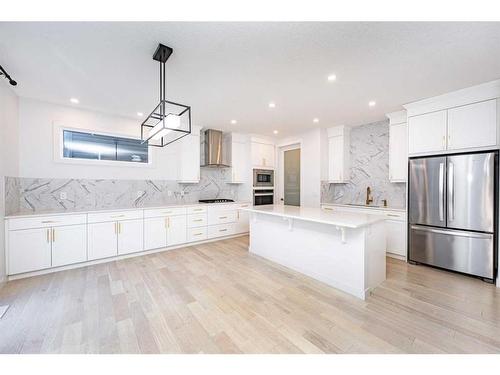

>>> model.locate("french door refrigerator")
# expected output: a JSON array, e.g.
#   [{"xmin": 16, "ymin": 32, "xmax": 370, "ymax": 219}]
[{"xmin": 408, "ymin": 151, "xmax": 497, "ymax": 282}]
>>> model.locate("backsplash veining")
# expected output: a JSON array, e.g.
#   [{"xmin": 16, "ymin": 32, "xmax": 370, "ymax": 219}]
[
  {"xmin": 5, "ymin": 168, "xmax": 242, "ymax": 216},
  {"xmin": 321, "ymin": 120, "xmax": 406, "ymax": 208}
]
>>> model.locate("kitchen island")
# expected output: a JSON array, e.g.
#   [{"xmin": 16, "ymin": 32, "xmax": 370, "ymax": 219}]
[{"xmin": 242, "ymin": 205, "xmax": 387, "ymax": 299}]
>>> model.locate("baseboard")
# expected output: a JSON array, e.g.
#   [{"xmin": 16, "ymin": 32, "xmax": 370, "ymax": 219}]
[{"xmin": 7, "ymin": 232, "xmax": 248, "ymax": 281}]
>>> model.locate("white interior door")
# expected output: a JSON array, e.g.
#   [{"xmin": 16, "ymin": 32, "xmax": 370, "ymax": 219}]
[
  {"xmin": 117, "ymin": 219, "xmax": 144, "ymax": 255},
  {"xmin": 51, "ymin": 224, "xmax": 87, "ymax": 267}
]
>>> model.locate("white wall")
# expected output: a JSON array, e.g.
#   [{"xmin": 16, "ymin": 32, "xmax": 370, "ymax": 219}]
[
  {"xmin": 0, "ymin": 82, "xmax": 20, "ymax": 286},
  {"xmin": 18, "ymin": 98, "xmax": 183, "ymax": 180},
  {"xmin": 276, "ymin": 128, "xmax": 326, "ymax": 207}
]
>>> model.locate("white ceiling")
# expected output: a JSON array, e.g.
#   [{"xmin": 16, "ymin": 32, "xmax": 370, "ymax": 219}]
[{"xmin": 2, "ymin": 22, "xmax": 500, "ymax": 137}]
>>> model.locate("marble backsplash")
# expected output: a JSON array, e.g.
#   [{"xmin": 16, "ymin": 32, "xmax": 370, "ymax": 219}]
[
  {"xmin": 5, "ymin": 168, "xmax": 243, "ymax": 216},
  {"xmin": 321, "ymin": 120, "xmax": 406, "ymax": 209}
]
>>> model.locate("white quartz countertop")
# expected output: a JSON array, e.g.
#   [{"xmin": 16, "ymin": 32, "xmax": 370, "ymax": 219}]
[
  {"xmin": 5, "ymin": 201, "xmax": 252, "ymax": 219},
  {"xmin": 321, "ymin": 203, "xmax": 406, "ymax": 213},
  {"xmin": 242, "ymin": 205, "xmax": 385, "ymax": 229}
]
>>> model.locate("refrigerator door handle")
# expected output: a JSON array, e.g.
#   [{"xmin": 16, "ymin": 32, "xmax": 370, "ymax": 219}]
[
  {"xmin": 448, "ymin": 161, "xmax": 454, "ymax": 222},
  {"xmin": 410, "ymin": 225, "xmax": 492, "ymax": 239},
  {"xmin": 438, "ymin": 162, "xmax": 444, "ymax": 222}
]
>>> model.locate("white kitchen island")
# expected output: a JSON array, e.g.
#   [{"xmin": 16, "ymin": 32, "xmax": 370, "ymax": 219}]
[{"xmin": 243, "ymin": 205, "xmax": 387, "ymax": 300}]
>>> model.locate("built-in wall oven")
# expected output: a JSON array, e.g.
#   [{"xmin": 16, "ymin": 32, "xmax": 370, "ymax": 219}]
[
  {"xmin": 253, "ymin": 189, "xmax": 274, "ymax": 206},
  {"xmin": 253, "ymin": 169, "xmax": 274, "ymax": 187}
]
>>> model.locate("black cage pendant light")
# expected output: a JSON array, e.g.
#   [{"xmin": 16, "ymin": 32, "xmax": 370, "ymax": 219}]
[{"xmin": 141, "ymin": 44, "xmax": 191, "ymax": 147}]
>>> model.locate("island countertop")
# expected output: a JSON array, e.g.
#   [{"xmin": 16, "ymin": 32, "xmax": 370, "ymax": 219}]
[{"xmin": 242, "ymin": 205, "xmax": 385, "ymax": 229}]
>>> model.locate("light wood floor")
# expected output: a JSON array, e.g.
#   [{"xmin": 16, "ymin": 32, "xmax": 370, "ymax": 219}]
[{"xmin": 1, "ymin": 235, "xmax": 500, "ymax": 354}]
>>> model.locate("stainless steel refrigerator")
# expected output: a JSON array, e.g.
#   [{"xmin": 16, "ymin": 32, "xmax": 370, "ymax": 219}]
[{"xmin": 408, "ymin": 151, "xmax": 497, "ymax": 282}]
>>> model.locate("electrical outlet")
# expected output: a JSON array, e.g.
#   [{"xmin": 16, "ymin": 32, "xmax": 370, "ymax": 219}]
[
  {"xmin": 59, "ymin": 192, "xmax": 67, "ymax": 200},
  {"xmin": 137, "ymin": 190, "xmax": 144, "ymax": 198},
  {"xmin": 167, "ymin": 190, "xmax": 173, "ymax": 197}
]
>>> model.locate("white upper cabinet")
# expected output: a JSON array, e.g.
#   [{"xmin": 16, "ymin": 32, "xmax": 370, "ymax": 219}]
[
  {"xmin": 251, "ymin": 138, "xmax": 275, "ymax": 169},
  {"xmin": 327, "ymin": 126, "xmax": 350, "ymax": 183},
  {"xmin": 405, "ymin": 81, "xmax": 500, "ymax": 156},
  {"xmin": 447, "ymin": 100, "xmax": 497, "ymax": 150},
  {"xmin": 387, "ymin": 110, "xmax": 408, "ymax": 182},
  {"xmin": 178, "ymin": 132, "xmax": 201, "ymax": 183},
  {"xmin": 408, "ymin": 110, "xmax": 447, "ymax": 155},
  {"xmin": 225, "ymin": 133, "xmax": 249, "ymax": 183}
]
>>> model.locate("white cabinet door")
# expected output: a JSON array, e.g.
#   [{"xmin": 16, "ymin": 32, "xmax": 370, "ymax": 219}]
[
  {"xmin": 51, "ymin": 224, "xmax": 87, "ymax": 267},
  {"xmin": 235, "ymin": 207, "xmax": 250, "ymax": 234},
  {"xmin": 389, "ymin": 122, "xmax": 407, "ymax": 182},
  {"xmin": 261, "ymin": 143, "xmax": 275, "ymax": 168},
  {"xmin": 167, "ymin": 215, "xmax": 187, "ymax": 246},
  {"xmin": 408, "ymin": 110, "xmax": 447, "ymax": 154},
  {"xmin": 144, "ymin": 217, "xmax": 167, "ymax": 250},
  {"xmin": 447, "ymin": 100, "xmax": 497, "ymax": 150},
  {"xmin": 117, "ymin": 219, "xmax": 144, "ymax": 255},
  {"xmin": 8, "ymin": 228, "xmax": 52, "ymax": 274},
  {"xmin": 231, "ymin": 141, "xmax": 246, "ymax": 183},
  {"xmin": 88, "ymin": 222, "xmax": 117, "ymax": 260},
  {"xmin": 386, "ymin": 220, "xmax": 406, "ymax": 257},
  {"xmin": 178, "ymin": 134, "xmax": 200, "ymax": 183},
  {"xmin": 328, "ymin": 136, "xmax": 347, "ymax": 182}
]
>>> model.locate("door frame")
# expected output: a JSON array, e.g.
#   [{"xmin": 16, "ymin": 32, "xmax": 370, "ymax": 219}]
[{"xmin": 276, "ymin": 140, "xmax": 301, "ymax": 205}]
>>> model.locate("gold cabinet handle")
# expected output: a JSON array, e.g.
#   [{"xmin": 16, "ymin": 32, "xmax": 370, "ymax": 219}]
[
  {"xmin": 52, "ymin": 228, "xmax": 56, "ymax": 243},
  {"xmin": 219, "ymin": 229, "xmax": 227, "ymax": 232},
  {"xmin": 119, "ymin": 222, "xmax": 122, "ymax": 234},
  {"xmin": 194, "ymin": 232, "xmax": 203, "ymax": 236},
  {"xmin": 165, "ymin": 218, "xmax": 168, "ymax": 229},
  {"xmin": 387, "ymin": 214, "xmax": 400, "ymax": 217},
  {"xmin": 237, "ymin": 211, "xmax": 240, "ymax": 219},
  {"xmin": 46, "ymin": 229, "xmax": 50, "ymax": 243},
  {"xmin": 193, "ymin": 219, "xmax": 203, "ymax": 222},
  {"xmin": 114, "ymin": 222, "xmax": 117, "ymax": 234},
  {"xmin": 41, "ymin": 220, "xmax": 58, "ymax": 224},
  {"xmin": 162, "ymin": 211, "xmax": 172, "ymax": 215},
  {"xmin": 323, "ymin": 207, "xmax": 333, "ymax": 211},
  {"xmin": 193, "ymin": 208, "xmax": 203, "ymax": 212},
  {"xmin": 219, "ymin": 216, "xmax": 228, "ymax": 219},
  {"xmin": 167, "ymin": 217, "xmax": 170, "ymax": 228},
  {"xmin": 111, "ymin": 214, "xmax": 125, "ymax": 218}
]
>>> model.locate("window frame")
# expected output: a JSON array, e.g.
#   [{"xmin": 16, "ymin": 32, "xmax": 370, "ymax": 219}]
[{"xmin": 54, "ymin": 125, "xmax": 154, "ymax": 168}]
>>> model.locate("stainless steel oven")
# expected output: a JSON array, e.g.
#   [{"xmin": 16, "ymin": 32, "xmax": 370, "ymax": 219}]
[
  {"xmin": 253, "ymin": 169, "xmax": 274, "ymax": 187},
  {"xmin": 253, "ymin": 189, "xmax": 274, "ymax": 206}
]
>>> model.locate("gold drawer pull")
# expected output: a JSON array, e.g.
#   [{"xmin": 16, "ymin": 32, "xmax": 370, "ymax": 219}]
[
  {"xmin": 219, "ymin": 229, "xmax": 227, "ymax": 232},
  {"xmin": 110, "ymin": 214, "xmax": 125, "ymax": 218},
  {"xmin": 193, "ymin": 208, "xmax": 203, "ymax": 212},
  {"xmin": 46, "ymin": 229, "xmax": 50, "ymax": 243},
  {"xmin": 323, "ymin": 207, "xmax": 333, "ymax": 211},
  {"xmin": 219, "ymin": 216, "xmax": 228, "ymax": 219},
  {"xmin": 162, "ymin": 211, "xmax": 172, "ymax": 215},
  {"xmin": 194, "ymin": 232, "xmax": 203, "ymax": 236},
  {"xmin": 41, "ymin": 220, "xmax": 58, "ymax": 223},
  {"xmin": 193, "ymin": 219, "xmax": 203, "ymax": 222},
  {"xmin": 387, "ymin": 214, "xmax": 400, "ymax": 217},
  {"xmin": 52, "ymin": 228, "xmax": 56, "ymax": 242}
]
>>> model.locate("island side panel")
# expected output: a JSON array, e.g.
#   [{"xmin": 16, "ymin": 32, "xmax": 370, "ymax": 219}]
[
  {"xmin": 248, "ymin": 212, "xmax": 368, "ymax": 299},
  {"xmin": 363, "ymin": 220, "xmax": 387, "ymax": 298}
]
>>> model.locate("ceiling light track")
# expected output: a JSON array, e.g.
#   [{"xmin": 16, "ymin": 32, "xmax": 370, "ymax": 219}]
[
  {"xmin": 0, "ymin": 64, "xmax": 17, "ymax": 86},
  {"xmin": 140, "ymin": 44, "xmax": 192, "ymax": 147}
]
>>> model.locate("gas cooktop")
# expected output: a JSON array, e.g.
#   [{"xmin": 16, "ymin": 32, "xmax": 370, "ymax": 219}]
[{"xmin": 198, "ymin": 199, "xmax": 235, "ymax": 203}]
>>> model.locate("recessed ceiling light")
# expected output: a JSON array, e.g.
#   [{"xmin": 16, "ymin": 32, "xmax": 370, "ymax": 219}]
[
  {"xmin": 268, "ymin": 102, "xmax": 276, "ymax": 108},
  {"xmin": 230, "ymin": 120, "xmax": 237, "ymax": 124},
  {"xmin": 368, "ymin": 101, "xmax": 376, "ymax": 107},
  {"xmin": 70, "ymin": 98, "xmax": 79, "ymax": 104},
  {"xmin": 313, "ymin": 118, "xmax": 319, "ymax": 123},
  {"xmin": 273, "ymin": 130, "xmax": 279, "ymax": 134},
  {"xmin": 137, "ymin": 112, "xmax": 143, "ymax": 117},
  {"xmin": 327, "ymin": 74, "xmax": 336, "ymax": 82}
]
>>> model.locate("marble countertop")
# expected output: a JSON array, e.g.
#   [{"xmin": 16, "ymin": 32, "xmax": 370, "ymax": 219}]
[
  {"xmin": 321, "ymin": 203, "xmax": 406, "ymax": 213},
  {"xmin": 242, "ymin": 205, "xmax": 385, "ymax": 229},
  {"xmin": 5, "ymin": 201, "xmax": 252, "ymax": 219}
]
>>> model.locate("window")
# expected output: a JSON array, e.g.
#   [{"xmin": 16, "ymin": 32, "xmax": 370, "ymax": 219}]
[{"xmin": 62, "ymin": 130, "xmax": 149, "ymax": 164}]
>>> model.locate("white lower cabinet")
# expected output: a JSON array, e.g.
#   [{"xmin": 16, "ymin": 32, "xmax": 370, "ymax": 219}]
[
  {"xmin": 88, "ymin": 222, "xmax": 118, "ymax": 260},
  {"xmin": 8, "ymin": 228, "xmax": 52, "ymax": 274},
  {"xmin": 187, "ymin": 226, "xmax": 207, "ymax": 242},
  {"xmin": 385, "ymin": 219, "xmax": 406, "ymax": 258},
  {"xmin": 144, "ymin": 217, "xmax": 167, "ymax": 250},
  {"xmin": 167, "ymin": 215, "xmax": 187, "ymax": 246},
  {"xmin": 51, "ymin": 224, "xmax": 87, "ymax": 267},
  {"xmin": 117, "ymin": 219, "xmax": 143, "ymax": 255},
  {"xmin": 235, "ymin": 204, "xmax": 250, "ymax": 234},
  {"xmin": 208, "ymin": 223, "xmax": 235, "ymax": 239}
]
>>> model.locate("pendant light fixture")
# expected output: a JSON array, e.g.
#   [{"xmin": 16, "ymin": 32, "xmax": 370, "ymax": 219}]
[{"xmin": 141, "ymin": 44, "xmax": 191, "ymax": 147}]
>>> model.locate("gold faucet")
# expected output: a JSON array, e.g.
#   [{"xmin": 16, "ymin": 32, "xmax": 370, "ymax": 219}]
[{"xmin": 366, "ymin": 186, "xmax": 373, "ymax": 205}]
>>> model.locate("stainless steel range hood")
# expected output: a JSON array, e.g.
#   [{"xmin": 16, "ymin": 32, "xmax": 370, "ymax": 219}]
[{"xmin": 201, "ymin": 129, "xmax": 230, "ymax": 167}]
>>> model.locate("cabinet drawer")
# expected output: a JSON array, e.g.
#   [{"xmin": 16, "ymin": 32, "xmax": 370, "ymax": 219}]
[
  {"xmin": 187, "ymin": 213, "xmax": 207, "ymax": 228},
  {"xmin": 187, "ymin": 227, "xmax": 208, "ymax": 242},
  {"xmin": 8, "ymin": 214, "xmax": 87, "ymax": 231},
  {"xmin": 144, "ymin": 207, "xmax": 187, "ymax": 218},
  {"xmin": 187, "ymin": 206, "xmax": 207, "ymax": 215},
  {"xmin": 208, "ymin": 223, "xmax": 235, "ymax": 239},
  {"xmin": 208, "ymin": 210, "xmax": 237, "ymax": 225},
  {"xmin": 87, "ymin": 210, "xmax": 143, "ymax": 223}
]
